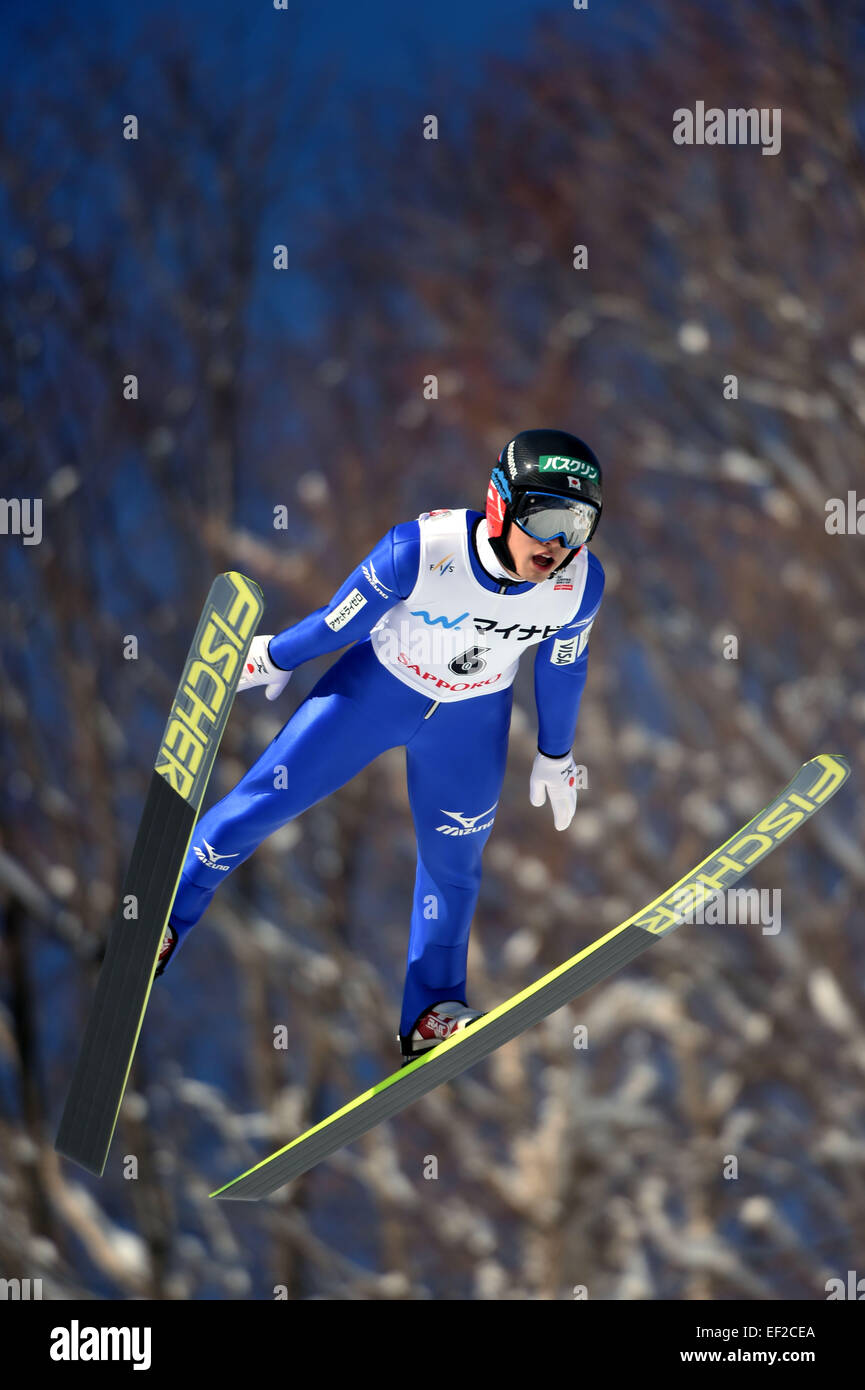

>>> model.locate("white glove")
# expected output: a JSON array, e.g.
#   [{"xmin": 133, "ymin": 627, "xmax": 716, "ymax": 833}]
[
  {"xmin": 530, "ymin": 750, "xmax": 578, "ymax": 831},
  {"xmin": 238, "ymin": 635, "xmax": 292, "ymax": 701}
]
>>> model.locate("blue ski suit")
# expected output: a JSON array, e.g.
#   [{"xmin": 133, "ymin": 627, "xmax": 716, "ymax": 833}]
[{"xmin": 169, "ymin": 510, "xmax": 604, "ymax": 1040}]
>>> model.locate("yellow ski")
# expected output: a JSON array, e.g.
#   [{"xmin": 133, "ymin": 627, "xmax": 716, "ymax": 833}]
[{"xmin": 212, "ymin": 753, "xmax": 849, "ymax": 1200}]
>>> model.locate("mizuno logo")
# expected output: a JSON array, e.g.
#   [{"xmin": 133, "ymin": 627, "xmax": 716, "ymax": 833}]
[
  {"xmin": 193, "ymin": 839, "xmax": 240, "ymax": 871},
  {"xmin": 410, "ymin": 609, "xmax": 468, "ymax": 629},
  {"xmin": 436, "ymin": 803, "xmax": 498, "ymax": 835},
  {"xmin": 362, "ymin": 562, "xmax": 392, "ymax": 599}
]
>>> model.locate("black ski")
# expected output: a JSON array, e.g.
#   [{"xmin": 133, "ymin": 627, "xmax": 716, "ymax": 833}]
[
  {"xmin": 56, "ymin": 572, "xmax": 264, "ymax": 1176},
  {"xmin": 211, "ymin": 753, "xmax": 849, "ymax": 1200}
]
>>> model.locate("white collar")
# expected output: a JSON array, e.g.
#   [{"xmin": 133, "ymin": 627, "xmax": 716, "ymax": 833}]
[{"xmin": 474, "ymin": 517, "xmax": 519, "ymax": 582}]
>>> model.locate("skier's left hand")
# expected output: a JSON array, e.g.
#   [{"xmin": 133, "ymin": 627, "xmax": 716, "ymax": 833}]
[{"xmin": 530, "ymin": 750, "xmax": 579, "ymax": 831}]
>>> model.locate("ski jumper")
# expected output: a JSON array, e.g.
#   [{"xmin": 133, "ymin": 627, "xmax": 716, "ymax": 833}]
[{"xmin": 169, "ymin": 509, "xmax": 604, "ymax": 1040}]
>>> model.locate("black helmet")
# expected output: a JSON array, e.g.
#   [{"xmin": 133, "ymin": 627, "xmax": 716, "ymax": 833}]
[{"xmin": 486, "ymin": 429, "xmax": 603, "ymax": 573}]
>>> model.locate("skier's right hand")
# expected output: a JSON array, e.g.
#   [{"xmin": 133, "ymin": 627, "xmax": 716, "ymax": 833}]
[{"xmin": 238, "ymin": 635, "xmax": 293, "ymax": 700}]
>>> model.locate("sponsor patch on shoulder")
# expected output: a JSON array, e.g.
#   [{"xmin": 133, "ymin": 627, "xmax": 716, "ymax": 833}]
[
  {"xmin": 325, "ymin": 588, "xmax": 367, "ymax": 631},
  {"xmin": 551, "ymin": 636, "xmax": 578, "ymax": 665}
]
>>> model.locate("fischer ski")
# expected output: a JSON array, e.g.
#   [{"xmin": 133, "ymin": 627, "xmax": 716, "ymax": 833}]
[
  {"xmin": 211, "ymin": 752, "xmax": 849, "ymax": 1201},
  {"xmin": 56, "ymin": 572, "xmax": 264, "ymax": 1176}
]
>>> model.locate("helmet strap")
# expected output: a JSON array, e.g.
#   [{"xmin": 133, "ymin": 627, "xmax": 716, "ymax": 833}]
[
  {"xmin": 487, "ymin": 517, "xmax": 519, "ymax": 577},
  {"xmin": 552, "ymin": 547, "xmax": 580, "ymax": 574}
]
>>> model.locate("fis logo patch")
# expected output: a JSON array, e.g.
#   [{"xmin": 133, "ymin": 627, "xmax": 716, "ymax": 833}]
[{"xmin": 429, "ymin": 553, "xmax": 455, "ymax": 575}]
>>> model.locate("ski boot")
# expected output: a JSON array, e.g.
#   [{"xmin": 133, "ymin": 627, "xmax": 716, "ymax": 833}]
[
  {"xmin": 154, "ymin": 923, "xmax": 178, "ymax": 977},
  {"xmin": 398, "ymin": 1000, "xmax": 486, "ymax": 1068}
]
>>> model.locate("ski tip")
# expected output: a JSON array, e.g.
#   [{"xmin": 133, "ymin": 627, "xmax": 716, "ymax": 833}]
[
  {"xmin": 809, "ymin": 752, "xmax": 851, "ymax": 781},
  {"xmin": 221, "ymin": 570, "xmax": 265, "ymax": 601}
]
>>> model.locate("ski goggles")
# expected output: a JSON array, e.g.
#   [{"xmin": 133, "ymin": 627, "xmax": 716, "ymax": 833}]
[{"xmin": 511, "ymin": 491, "xmax": 600, "ymax": 548}]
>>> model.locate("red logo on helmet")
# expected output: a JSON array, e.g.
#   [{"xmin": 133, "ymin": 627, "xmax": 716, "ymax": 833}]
[{"xmin": 486, "ymin": 479, "xmax": 507, "ymax": 538}]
